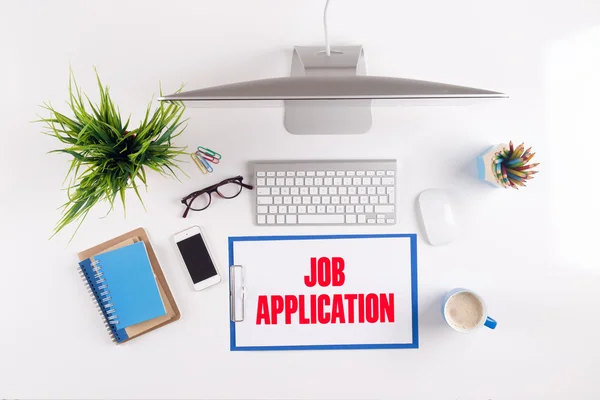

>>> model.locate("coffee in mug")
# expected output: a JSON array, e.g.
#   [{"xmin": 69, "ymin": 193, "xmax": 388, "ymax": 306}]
[{"xmin": 442, "ymin": 289, "xmax": 497, "ymax": 332}]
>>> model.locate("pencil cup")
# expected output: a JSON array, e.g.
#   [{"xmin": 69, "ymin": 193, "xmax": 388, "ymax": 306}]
[{"xmin": 477, "ymin": 143, "xmax": 508, "ymax": 188}]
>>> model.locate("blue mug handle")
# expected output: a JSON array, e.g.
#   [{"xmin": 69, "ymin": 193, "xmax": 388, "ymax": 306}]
[{"xmin": 484, "ymin": 316, "xmax": 497, "ymax": 329}]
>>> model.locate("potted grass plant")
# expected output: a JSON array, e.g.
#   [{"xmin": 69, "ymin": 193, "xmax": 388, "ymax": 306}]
[{"xmin": 39, "ymin": 70, "xmax": 187, "ymax": 239}]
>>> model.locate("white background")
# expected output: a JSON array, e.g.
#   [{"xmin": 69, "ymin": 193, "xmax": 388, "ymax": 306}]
[
  {"xmin": 1, "ymin": 0, "xmax": 600, "ymax": 399},
  {"xmin": 233, "ymin": 236, "xmax": 414, "ymax": 347}
]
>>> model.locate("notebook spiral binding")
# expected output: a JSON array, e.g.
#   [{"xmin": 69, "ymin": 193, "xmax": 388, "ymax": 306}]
[{"xmin": 78, "ymin": 260, "xmax": 121, "ymax": 344}]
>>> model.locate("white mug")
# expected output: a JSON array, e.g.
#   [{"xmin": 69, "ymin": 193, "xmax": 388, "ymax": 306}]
[{"xmin": 442, "ymin": 288, "xmax": 497, "ymax": 333}]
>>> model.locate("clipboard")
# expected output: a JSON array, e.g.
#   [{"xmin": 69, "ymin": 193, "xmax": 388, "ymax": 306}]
[{"xmin": 228, "ymin": 234, "xmax": 418, "ymax": 351}]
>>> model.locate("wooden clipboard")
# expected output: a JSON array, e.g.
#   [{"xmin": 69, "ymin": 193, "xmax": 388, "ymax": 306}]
[{"xmin": 78, "ymin": 227, "xmax": 181, "ymax": 343}]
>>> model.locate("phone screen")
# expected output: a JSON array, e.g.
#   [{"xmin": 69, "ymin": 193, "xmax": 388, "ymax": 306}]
[{"xmin": 176, "ymin": 233, "xmax": 218, "ymax": 283}]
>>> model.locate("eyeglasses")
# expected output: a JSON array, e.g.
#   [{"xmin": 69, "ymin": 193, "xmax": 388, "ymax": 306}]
[{"xmin": 181, "ymin": 175, "xmax": 254, "ymax": 218}]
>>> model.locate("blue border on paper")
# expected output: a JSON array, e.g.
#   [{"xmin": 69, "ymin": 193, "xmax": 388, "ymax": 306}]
[{"xmin": 228, "ymin": 234, "xmax": 418, "ymax": 351}]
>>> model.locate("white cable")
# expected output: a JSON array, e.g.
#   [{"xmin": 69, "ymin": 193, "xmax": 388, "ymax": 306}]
[{"xmin": 323, "ymin": 0, "xmax": 331, "ymax": 56}]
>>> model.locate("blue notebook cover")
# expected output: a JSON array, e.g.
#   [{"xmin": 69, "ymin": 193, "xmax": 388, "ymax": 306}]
[{"xmin": 79, "ymin": 241, "xmax": 166, "ymax": 336}]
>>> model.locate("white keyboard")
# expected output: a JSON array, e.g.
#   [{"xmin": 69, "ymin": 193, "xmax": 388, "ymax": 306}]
[{"xmin": 252, "ymin": 160, "xmax": 397, "ymax": 225}]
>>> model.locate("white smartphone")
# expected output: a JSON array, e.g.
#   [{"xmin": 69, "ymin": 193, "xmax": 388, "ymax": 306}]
[{"xmin": 173, "ymin": 226, "xmax": 222, "ymax": 291}]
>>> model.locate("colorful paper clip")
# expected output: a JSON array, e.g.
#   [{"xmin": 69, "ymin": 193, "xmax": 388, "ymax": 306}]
[
  {"xmin": 191, "ymin": 153, "xmax": 208, "ymax": 174},
  {"xmin": 197, "ymin": 146, "xmax": 222, "ymax": 160},
  {"xmin": 196, "ymin": 150, "xmax": 219, "ymax": 164},
  {"xmin": 198, "ymin": 154, "xmax": 213, "ymax": 173}
]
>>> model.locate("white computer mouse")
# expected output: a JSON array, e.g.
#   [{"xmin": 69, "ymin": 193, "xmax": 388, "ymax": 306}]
[{"xmin": 417, "ymin": 189, "xmax": 457, "ymax": 246}]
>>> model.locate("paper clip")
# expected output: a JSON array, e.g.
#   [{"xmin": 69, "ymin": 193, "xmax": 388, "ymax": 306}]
[
  {"xmin": 197, "ymin": 146, "xmax": 222, "ymax": 160},
  {"xmin": 198, "ymin": 154, "xmax": 213, "ymax": 173},
  {"xmin": 191, "ymin": 153, "xmax": 208, "ymax": 174},
  {"xmin": 196, "ymin": 150, "xmax": 219, "ymax": 164}
]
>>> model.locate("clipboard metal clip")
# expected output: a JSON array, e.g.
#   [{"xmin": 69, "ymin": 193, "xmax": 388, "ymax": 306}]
[{"xmin": 229, "ymin": 265, "xmax": 245, "ymax": 322}]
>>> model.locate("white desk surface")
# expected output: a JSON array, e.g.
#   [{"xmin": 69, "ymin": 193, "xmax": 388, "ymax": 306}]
[{"xmin": 1, "ymin": 0, "xmax": 600, "ymax": 399}]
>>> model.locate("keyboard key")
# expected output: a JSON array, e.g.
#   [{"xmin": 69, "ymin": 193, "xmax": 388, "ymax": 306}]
[
  {"xmin": 386, "ymin": 170, "xmax": 395, "ymax": 176},
  {"xmin": 346, "ymin": 205, "xmax": 355, "ymax": 213},
  {"xmin": 341, "ymin": 196, "xmax": 350, "ymax": 204},
  {"xmin": 358, "ymin": 214, "xmax": 366, "ymax": 223},
  {"xmin": 322, "ymin": 196, "xmax": 331, "ymax": 204},
  {"xmin": 357, "ymin": 171, "xmax": 365, "ymax": 176},
  {"xmin": 295, "ymin": 177, "xmax": 304, "ymax": 186},
  {"xmin": 277, "ymin": 215, "xmax": 285, "ymax": 224},
  {"xmin": 257, "ymin": 187, "xmax": 270, "ymax": 195},
  {"xmin": 379, "ymin": 195, "xmax": 388, "ymax": 204},
  {"xmin": 300, "ymin": 187, "xmax": 309, "ymax": 195},
  {"xmin": 370, "ymin": 196, "xmax": 379, "ymax": 204},
  {"xmin": 365, "ymin": 205, "xmax": 374, "ymax": 213},
  {"xmin": 284, "ymin": 197, "xmax": 292, "ymax": 204},
  {"xmin": 336, "ymin": 205, "xmax": 345, "ymax": 213},
  {"xmin": 257, "ymin": 171, "xmax": 266, "ymax": 177},
  {"xmin": 386, "ymin": 219, "xmax": 395, "ymax": 224},
  {"xmin": 286, "ymin": 171, "xmax": 295, "ymax": 177},
  {"xmin": 277, "ymin": 171, "xmax": 285, "ymax": 177},
  {"xmin": 317, "ymin": 205, "xmax": 326, "ymax": 213},
  {"xmin": 291, "ymin": 187, "xmax": 300, "ymax": 195},
  {"xmin": 358, "ymin": 186, "xmax": 366, "ymax": 195},
  {"xmin": 298, "ymin": 215, "xmax": 345, "ymax": 224},
  {"xmin": 372, "ymin": 177, "xmax": 381, "ymax": 185},
  {"xmin": 368, "ymin": 187, "xmax": 376, "ymax": 195},
  {"xmin": 266, "ymin": 178, "xmax": 275, "ymax": 186},
  {"xmin": 346, "ymin": 214, "xmax": 357, "ymax": 224},
  {"xmin": 276, "ymin": 178, "xmax": 284, "ymax": 186},
  {"xmin": 279, "ymin": 206, "xmax": 287, "ymax": 214},
  {"xmin": 289, "ymin": 205, "xmax": 297, "ymax": 213},
  {"xmin": 388, "ymin": 192, "xmax": 395, "ymax": 204},
  {"xmin": 302, "ymin": 197, "xmax": 311, "ymax": 204},
  {"xmin": 347, "ymin": 171, "xmax": 356, "ymax": 176},
  {"xmin": 327, "ymin": 205, "xmax": 335, "ymax": 213},
  {"xmin": 328, "ymin": 187, "xmax": 338, "ymax": 195},
  {"xmin": 324, "ymin": 177, "xmax": 333, "ymax": 186},
  {"xmin": 257, "ymin": 206, "xmax": 268, "ymax": 214},
  {"xmin": 367, "ymin": 171, "xmax": 375, "ymax": 176},
  {"xmin": 286, "ymin": 215, "xmax": 298, "ymax": 224},
  {"xmin": 326, "ymin": 171, "xmax": 335, "ymax": 176},
  {"xmin": 331, "ymin": 196, "xmax": 340, "ymax": 204},
  {"xmin": 353, "ymin": 177, "xmax": 362, "ymax": 185},
  {"xmin": 298, "ymin": 206, "xmax": 307, "ymax": 214},
  {"xmin": 362, "ymin": 177, "xmax": 371, "ymax": 185},
  {"xmin": 316, "ymin": 171, "xmax": 325, "ymax": 176},
  {"xmin": 285, "ymin": 177, "xmax": 294, "ymax": 186},
  {"xmin": 293, "ymin": 196, "xmax": 301, "ymax": 204},
  {"xmin": 333, "ymin": 177, "xmax": 342, "ymax": 186},
  {"xmin": 375, "ymin": 205, "xmax": 395, "ymax": 213},
  {"xmin": 267, "ymin": 215, "xmax": 276, "ymax": 224},
  {"xmin": 307, "ymin": 206, "xmax": 316, "ymax": 214},
  {"xmin": 257, "ymin": 197, "xmax": 273, "ymax": 205},
  {"xmin": 348, "ymin": 187, "xmax": 357, "ymax": 195},
  {"xmin": 356, "ymin": 205, "xmax": 364, "ymax": 213},
  {"xmin": 377, "ymin": 214, "xmax": 386, "ymax": 219},
  {"xmin": 257, "ymin": 178, "xmax": 266, "ymax": 186},
  {"xmin": 312, "ymin": 196, "xmax": 321, "ymax": 204},
  {"xmin": 258, "ymin": 215, "xmax": 266, "ymax": 224},
  {"xmin": 310, "ymin": 187, "xmax": 318, "ymax": 195},
  {"xmin": 269, "ymin": 206, "xmax": 278, "ymax": 214},
  {"xmin": 307, "ymin": 171, "xmax": 315, "ymax": 176},
  {"xmin": 271, "ymin": 187, "xmax": 280, "ymax": 195},
  {"xmin": 267, "ymin": 172, "xmax": 275, "ymax": 177},
  {"xmin": 274, "ymin": 197, "xmax": 283, "ymax": 204},
  {"xmin": 315, "ymin": 178, "xmax": 323, "ymax": 186},
  {"xmin": 339, "ymin": 187, "xmax": 347, "ymax": 195},
  {"xmin": 350, "ymin": 196, "xmax": 359, "ymax": 204},
  {"xmin": 377, "ymin": 186, "xmax": 385, "ymax": 195},
  {"xmin": 305, "ymin": 177, "xmax": 314, "ymax": 186},
  {"xmin": 343, "ymin": 177, "xmax": 352, "ymax": 186},
  {"xmin": 336, "ymin": 171, "xmax": 345, "ymax": 176},
  {"xmin": 367, "ymin": 218, "xmax": 375, "ymax": 224},
  {"xmin": 376, "ymin": 171, "xmax": 385, "ymax": 176},
  {"xmin": 281, "ymin": 187, "xmax": 290, "ymax": 195},
  {"xmin": 360, "ymin": 196, "xmax": 369, "ymax": 204},
  {"xmin": 297, "ymin": 171, "xmax": 306, "ymax": 177},
  {"xmin": 382, "ymin": 177, "xmax": 395, "ymax": 185},
  {"xmin": 377, "ymin": 218, "xmax": 385, "ymax": 224},
  {"xmin": 319, "ymin": 187, "xmax": 328, "ymax": 195}
]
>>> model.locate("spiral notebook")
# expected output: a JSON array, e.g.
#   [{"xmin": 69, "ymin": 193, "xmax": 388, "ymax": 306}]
[{"xmin": 78, "ymin": 228, "xmax": 180, "ymax": 344}]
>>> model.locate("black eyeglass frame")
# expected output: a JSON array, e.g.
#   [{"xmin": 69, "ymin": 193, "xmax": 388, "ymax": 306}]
[{"xmin": 181, "ymin": 175, "xmax": 253, "ymax": 218}]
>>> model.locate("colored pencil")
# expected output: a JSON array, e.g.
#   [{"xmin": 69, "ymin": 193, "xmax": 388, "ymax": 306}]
[
  {"xmin": 506, "ymin": 168, "xmax": 527, "ymax": 178},
  {"xmin": 509, "ymin": 141, "xmax": 514, "ymax": 152},
  {"xmin": 514, "ymin": 163, "xmax": 539, "ymax": 171},
  {"xmin": 490, "ymin": 141, "xmax": 538, "ymax": 189}
]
